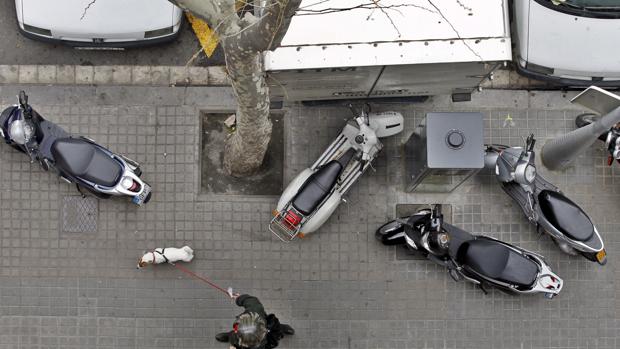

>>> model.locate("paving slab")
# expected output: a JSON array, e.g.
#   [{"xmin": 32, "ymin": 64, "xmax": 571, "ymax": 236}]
[{"xmin": 0, "ymin": 86, "xmax": 619, "ymax": 348}]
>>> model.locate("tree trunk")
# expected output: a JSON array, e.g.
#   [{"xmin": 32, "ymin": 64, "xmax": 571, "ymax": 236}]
[
  {"xmin": 167, "ymin": 0, "xmax": 301, "ymax": 177},
  {"xmin": 222, "ymin": 38, "xmax": 272, "ymax": 177}
]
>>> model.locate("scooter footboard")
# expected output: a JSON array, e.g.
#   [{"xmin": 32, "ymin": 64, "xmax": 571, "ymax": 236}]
[
  {"xmin": 502, "ymin": 182, "xmax": 533, "ymax": 219},
  {"xmin": 533, "ymin": 175, "xmax": 560, "ymax": 193},
  {"xmin": 502, "ymin": 178, "xmax": 557, "ymax": 222},
  {"xmin": 311, "ymin": 133, "xmax": 349, "ymax": 170}
]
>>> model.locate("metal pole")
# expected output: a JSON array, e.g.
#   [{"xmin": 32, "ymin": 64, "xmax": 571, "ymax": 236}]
[{"xmin": 541, "ymin": 106, "xmax": 620, "ymax": 170}]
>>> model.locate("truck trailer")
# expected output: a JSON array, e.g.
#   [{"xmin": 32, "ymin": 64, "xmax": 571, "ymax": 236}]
[{"xmin": 265, "ymin": 0, "xmax": 512, "ymax": 102}]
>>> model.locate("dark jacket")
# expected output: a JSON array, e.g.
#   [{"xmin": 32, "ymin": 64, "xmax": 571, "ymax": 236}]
[{"xmin": 230, "ymin": 295, "xmax": 284, "ymax": 349}]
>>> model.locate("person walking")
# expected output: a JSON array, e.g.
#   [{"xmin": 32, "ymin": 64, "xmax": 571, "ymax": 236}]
[{"xmin": 216, "ymin": 294, "xmax": 295, "ymax": 349}]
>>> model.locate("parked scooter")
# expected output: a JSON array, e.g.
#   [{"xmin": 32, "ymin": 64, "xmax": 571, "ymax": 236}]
[
  {"xmin": 0, "ymin": 91, "xmax": 152, "ymax": 205},
  {"xmin": 270, "ymin": 105, "xmax": 404, "ymax": 241},
  {"xmin": 376, "ymin": 205, "xmax": 563, "ymax": 298},
  {"xmin": 485, "ymin": 134, "xmax": 606, "ymax": 264},
  {"xmin": 575, "ymin": 113, "xmax": 620, "ymax": 166}
]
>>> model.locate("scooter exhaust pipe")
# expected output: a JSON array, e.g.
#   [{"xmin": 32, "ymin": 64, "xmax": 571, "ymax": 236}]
[{"xmin": 541, "ymin": 106, "xmax": 620, "ymax": 170}]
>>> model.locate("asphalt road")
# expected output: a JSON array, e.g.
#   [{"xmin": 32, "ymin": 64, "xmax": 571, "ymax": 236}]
[{"xmin": 0, "ymin": 0, "xmax": 225, "ymax": 66}]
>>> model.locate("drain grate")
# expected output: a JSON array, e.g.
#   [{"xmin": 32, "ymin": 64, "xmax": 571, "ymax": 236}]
[{"xmin": 62, "ymin": 196, "xmax": 98, "ymax": 233}]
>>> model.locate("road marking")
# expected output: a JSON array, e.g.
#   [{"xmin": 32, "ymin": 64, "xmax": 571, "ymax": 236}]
[{"xmin": 185, "ymin": 13, "xmax": 219, "ymax": 58}]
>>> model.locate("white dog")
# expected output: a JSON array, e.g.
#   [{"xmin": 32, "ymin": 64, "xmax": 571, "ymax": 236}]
[{"xmin": 137, "ymin": 246, "xmax": 194, "ymax": 269}]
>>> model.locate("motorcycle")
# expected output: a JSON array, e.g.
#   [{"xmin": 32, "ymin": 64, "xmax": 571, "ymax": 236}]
[
  {"xmin": 376, "ymin": 205, "xmax": 563, "ymax": 298},
  {"xmin": 575, "ymin": 113, "xmax": 620, "ymax": 166},
  {"xmin": 0, "ymin": 91, "xmax": 152, "ymax": 205},
  {"xmin": 485, "ymin": 134, "xmax": 606, "ymax": 264},
  {"xmin": 270, "ymin": 105, "xmax": 404, "ymax": 241}
]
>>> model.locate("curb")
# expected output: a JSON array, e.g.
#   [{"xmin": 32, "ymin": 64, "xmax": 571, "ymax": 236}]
[
  {"xmin": 481, "ymin": 69, "xmax": 553, "ymax": 90},
  {"xmin": 0, "ymin": 65, "xmax": 230, "ymax": 86}
]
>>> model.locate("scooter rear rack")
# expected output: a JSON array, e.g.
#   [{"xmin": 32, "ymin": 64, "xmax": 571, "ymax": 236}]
[{"xmin": 269, "ymin": 209, "xmax": 303, "ymax": 242}]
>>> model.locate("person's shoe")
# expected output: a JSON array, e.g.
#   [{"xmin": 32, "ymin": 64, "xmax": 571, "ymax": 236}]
[
  {"xmin": 215, "ymin": 332, "xmax": 230, "ymax": 343},
  {"xmin": 281, "ymin": 324, "xmax": 295, "ymax": 335}
]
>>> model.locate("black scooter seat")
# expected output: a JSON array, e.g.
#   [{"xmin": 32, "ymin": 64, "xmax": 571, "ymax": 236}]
[
  {"xmin": 539, "ymin": 190, "xmax": 594, "ymax": 241},
  {"xmin": 51, "ymin": 137, "xmax": 122, "ymax": 187},
  {"xmin": 292, "ymin": 160, "xmax": 343, "ymax": 215},
  {"xmin": 458, "ymin": 239, "xmax": 538, "ymax": 288}
]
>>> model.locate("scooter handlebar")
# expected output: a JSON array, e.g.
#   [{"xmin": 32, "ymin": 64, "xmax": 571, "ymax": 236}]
[
  {"xmin": 526, "ymin": 134, "xmax": 536, "ymax": 152},
  {"xmin": 18, "ymin": 91, "xmax": 33, "ymax": 120},
  {"xmin": 18, "ymin": 91, "xmax": 28, "ymax": 107}
]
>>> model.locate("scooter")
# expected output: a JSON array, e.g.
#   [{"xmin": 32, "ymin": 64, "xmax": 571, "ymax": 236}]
[
  {"xmin": 575, "ymin": 113, "xmax": 620, "ymax": 166},
  {"xmin": 485, "ymin": 134, "xmax": 606, "ymax": 264},
  {"xmin": 270, "ymin": 105, "xmax": 404, "ymax": 241},
  {"xmin": 376, "ymin": 205, "xmax": 563, "ymax": 298},
  {"xmin": 0, "ymin": 91, "xmax": 152, "ymax": 205}
]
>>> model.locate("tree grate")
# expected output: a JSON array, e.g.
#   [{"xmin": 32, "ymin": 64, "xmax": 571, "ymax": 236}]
[{"xmin": 62, "ymin": 196, "xmax": 98, "ymax": 233}]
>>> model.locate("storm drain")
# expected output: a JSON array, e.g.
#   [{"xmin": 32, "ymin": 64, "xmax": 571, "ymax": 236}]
[{"xmin": 62, "ymin": 196, "xmax": 98, "ymax": 233}]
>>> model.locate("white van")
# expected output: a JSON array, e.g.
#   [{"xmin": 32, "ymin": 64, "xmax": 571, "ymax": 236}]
[{"xmin": 513, "ymin": 0, "xmax": 620, "ymax": 86}]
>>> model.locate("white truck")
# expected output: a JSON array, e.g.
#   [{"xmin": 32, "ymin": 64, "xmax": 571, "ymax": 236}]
[{"xmin": 265, "ymin": 0, "xmax": 511, "ymax": 102}]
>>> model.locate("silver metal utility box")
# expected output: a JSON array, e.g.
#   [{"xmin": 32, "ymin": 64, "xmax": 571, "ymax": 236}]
[{"xmin": 405, "ymin": 112, "xmax": 484, "ymax": 193}]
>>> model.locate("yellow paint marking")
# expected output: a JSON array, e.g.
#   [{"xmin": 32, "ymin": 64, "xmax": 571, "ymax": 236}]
[{"xmin": 185, "ymin": 13, "xmax": 219, "ymax": 58}]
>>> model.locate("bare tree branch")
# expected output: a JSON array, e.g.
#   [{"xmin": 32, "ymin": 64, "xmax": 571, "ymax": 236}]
[
  {"xmin": 297, "ymin": 2, "xmax": 435, "ymax": 15},
  {"xmin": 369, "ymin": 0, "xmax": 401, "ymax": 37},
  {"xmin": 267, "ymin": 0, "xmax": 303, "ymax": 50},
  {"xmin": 169, "ymin": 0, "xmax": 241, "ymax": 36},
  {"xmin": 426, "ymin": 0, "xmax": 483, "ymax": 61},
  {"xmin": 80, "ymin": 0, "xmax": 98, "ymax": 20}
]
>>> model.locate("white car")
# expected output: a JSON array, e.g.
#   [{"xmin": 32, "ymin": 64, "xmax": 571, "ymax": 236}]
[
  {"xmin": 513, "ymin": 0, "xmax": 620, "ymax": 86},
  {"xmin": 15, "ymin": 0, "xmax": 183, "ymax": 48}
]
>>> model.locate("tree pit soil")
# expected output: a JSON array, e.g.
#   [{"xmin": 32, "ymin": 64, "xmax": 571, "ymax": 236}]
[{"xmin": 201, "ymin": 112, "xmax": 283, "ymax": 195}]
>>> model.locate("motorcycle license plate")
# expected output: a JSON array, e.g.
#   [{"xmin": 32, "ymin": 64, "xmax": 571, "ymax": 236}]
[
  {"xmin": 596, "ymin": 249, "xmax": 607, "ymax": 263},
  {"xmin": 132, "ymin": 184, "xmax": 152, "ymax": 205}
]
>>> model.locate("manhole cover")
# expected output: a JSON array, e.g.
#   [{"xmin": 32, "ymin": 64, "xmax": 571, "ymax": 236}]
[{"xmin": 62, "ymin": 196, "xmax": 98, "ymax": 233}]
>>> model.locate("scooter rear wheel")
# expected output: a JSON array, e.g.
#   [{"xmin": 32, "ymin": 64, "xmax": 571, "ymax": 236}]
[
  {"xmin": 544, "ymin": 293, "xmax": 555, "ymax": 299},
  {"xmin": 551, "ymin": 237, "xmax": 579, "ymax": 256},
  {"xmin": 143, "ymin": 191, "xmax": 153, "ymax": 204}
]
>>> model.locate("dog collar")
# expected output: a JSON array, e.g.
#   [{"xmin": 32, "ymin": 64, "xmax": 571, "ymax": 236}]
[{"xmin": 152, "ymin": 248, "xmax": 170, "ymax": 263}]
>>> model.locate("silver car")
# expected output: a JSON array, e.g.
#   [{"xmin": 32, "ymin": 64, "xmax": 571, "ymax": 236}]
[
  {"xmin": 15, "ymin": 0, "xmax": 183, "ymax": 48},
  {"xmin": 513, "ymin": 0, "xmax": 620, "ymax": 86}
]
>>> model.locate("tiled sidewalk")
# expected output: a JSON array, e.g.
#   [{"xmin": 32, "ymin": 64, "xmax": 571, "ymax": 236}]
[{"xmin": 0, "ymin": 86, "xmax": 618, "ymax": 348}]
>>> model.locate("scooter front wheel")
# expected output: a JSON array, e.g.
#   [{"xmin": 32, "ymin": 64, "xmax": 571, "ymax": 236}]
[
  {"xmin": 575, "ymin": 113, "xmax": 599, "ymax": 128},
  {"xmin": 575, "ymin": 113, "xmax": 607, "ymax": 141},
  {"xmin": 375, "ymin": 220, "xmax": 406, "ymax": 245}
]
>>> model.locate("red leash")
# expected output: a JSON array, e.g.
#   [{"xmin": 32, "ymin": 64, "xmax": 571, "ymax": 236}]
[{"xmin": 171, "ymin": 263, "xmax": 232, "ymax": 297}]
